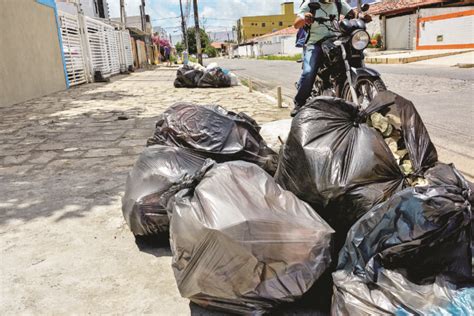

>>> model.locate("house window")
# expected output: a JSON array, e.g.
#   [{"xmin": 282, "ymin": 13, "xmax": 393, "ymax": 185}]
[
  {"xmin": 279, "ymin": 21, "xmax": 283, "ymax": 26},
  {"xmin": 262, "ymin": 22, "xmax": 266, "ymax": 27}
]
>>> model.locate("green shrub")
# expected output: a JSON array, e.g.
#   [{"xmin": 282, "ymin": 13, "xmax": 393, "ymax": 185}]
[{"xmin": 204, "ymin": 45, "xmax": 218, "ymax": 58}]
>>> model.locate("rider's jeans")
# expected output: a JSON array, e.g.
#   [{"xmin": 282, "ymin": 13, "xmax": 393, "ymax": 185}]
[{"xmin": 294, "ymin": 44, "xmax": 322, "ymax": 108}]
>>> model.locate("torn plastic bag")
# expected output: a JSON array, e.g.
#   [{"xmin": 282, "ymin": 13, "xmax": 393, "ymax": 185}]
[
  {"xmin": 147, "ymin": 102, "xmax": 278, "ymax": 174},
  {"xmin": 174, "ymin": 65, "xmax": 204, "ymax": 88},
  {"xmin": 275, "ymin": 91, "xmax": 438, "ymax": 249},
  {"xmin": 121, "ymin": 145, "xmax": 208, "ymax": 236},
  {"xmin": 332, "ymin": 171, "xmax": 472, "ymax": 315},
  {"xmin": 259, "ymin": 119, "xmax": 292, "ymax": 153},
  {"xmin": 332, "ymin": 269, "xmax": 474, "ymax": 316},
  {"xmin": 169, "ymin": 161, "xmax": 335, "ymax": 314},
  {"xmin": 197, "ymin": 67, "xmax": 231, "ymax": 88}
]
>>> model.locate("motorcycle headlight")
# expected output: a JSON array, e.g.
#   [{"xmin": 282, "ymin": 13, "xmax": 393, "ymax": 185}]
[{"xmin": 351, "ymin": 30, "xmax": 370, "ymax": 50}]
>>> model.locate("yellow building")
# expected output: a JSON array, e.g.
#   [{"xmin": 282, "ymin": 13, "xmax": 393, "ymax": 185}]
[{"xmin": 237, "ymin": 2, "xmax": 296, "ymax": 43}]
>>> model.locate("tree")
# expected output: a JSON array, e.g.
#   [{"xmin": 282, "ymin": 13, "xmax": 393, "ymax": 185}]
[
  {"xmin": 186, "ymin": 27, "xmax": 210, "ymax": 54},
  {"xmin": 175, "ymin": 42, "xmax": 185, "ymax": 54}
]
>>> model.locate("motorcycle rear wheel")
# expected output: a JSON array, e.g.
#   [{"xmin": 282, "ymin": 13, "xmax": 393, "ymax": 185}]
[{"xmin": 342, "ymin": 77, "xmax": 386, "ymax": 108}]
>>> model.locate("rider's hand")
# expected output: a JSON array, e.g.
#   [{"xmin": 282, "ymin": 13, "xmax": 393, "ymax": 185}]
[
  {"xmin": 362, "ymin": 14, "xmax": 372, "ymax": 23},
  {"xmin": 304, "ymin": 12, "xmax": 314, "ymax": 25}
]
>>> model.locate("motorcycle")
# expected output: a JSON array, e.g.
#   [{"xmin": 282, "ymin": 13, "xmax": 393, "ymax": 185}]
[{"xmin": 299, "ymin": 2, "xmax": 386, "ymax": 108}]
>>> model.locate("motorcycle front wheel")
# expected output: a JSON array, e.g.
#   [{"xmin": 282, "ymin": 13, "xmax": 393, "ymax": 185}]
[{"xmin": 342, "ymin": 77, "xmax": 386, "ymax": 108}]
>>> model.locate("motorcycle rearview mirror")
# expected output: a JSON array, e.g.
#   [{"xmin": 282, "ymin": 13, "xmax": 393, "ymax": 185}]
[{"xmin": 361, "ymin": 4, "xmax": 370, "ymax": 12}]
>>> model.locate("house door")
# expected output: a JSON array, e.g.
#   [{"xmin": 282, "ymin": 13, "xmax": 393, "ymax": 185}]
[{"xmin": 386, "ymin": 15, "xmax": 411, "ymax": 50}]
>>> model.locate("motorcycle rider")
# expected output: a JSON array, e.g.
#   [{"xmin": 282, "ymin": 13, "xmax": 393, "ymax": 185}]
[{"xmin": 292, "ymin": 0, "xmax": 370, "ymax": 116}]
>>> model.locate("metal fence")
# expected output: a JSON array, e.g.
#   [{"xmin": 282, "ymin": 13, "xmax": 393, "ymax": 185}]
[
  {"xmin": 58, "ymin": 11, "xmax": 134, "ymax": 87},
  {"xmin": 59, "ymin": 12, "xmax": 87, "ymax": 86}
]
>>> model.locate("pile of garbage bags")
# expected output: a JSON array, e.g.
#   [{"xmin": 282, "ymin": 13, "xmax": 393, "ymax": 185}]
[
  {"xmin": 174, "ymin": 62, "xmax": 237, "ymax": 88},
  {"xmin": 122, "ymin": 104, "xmax": 335, "ymax": 312},
  {"xmin": 122, "ymin": 90, "xmax": 472, "ymax": 314}
]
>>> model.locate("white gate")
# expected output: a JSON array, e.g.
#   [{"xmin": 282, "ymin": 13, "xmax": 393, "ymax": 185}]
[
  {"xmin": 105, "ymin": 28, "xmax": 121, "ymax": 75},
  {"xmin": 58, "ymin": 10, "xmax": 135, "ymax": 85},
  {"xmin": 119, "ymin": 31, "xmax": 134, "ymax": 70},
  {"xmin": 58, "ymin": 12, "xmax": 87, "ymax": 86},
  {"xmin": 85, "ymin": 17, "xmax": 112, "ymax": 77},
  {"xmin": 386, "ymin": 15, "xmax": 411, "ymax": 50}
]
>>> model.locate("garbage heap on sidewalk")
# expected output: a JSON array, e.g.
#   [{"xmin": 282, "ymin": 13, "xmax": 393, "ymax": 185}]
[
  {"xmin": 122, "ymin": 91, "xmax": 473, "ymax": 315},
  {"xmin": 174, "ymin": 62, "xmax": 238, "ymax": 88}
]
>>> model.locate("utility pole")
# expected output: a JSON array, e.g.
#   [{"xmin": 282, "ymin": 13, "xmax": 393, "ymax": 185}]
[
  {"xmin": 179, "ymin": 0, "xmax": 188, "ymax": 51},
  {"xmin": 139, "ymin": 0, "xmax": 146, "ymax": 32},
  {"xmin": 120, "ymin": 0, "xmax": 127, "ymax": 30},
  {"xmin": 192, "ymin": 0, "xmax": 203, "ymax": 65},
  {"xmin": 357, "ymin": 0, "xmax": 362, "ymax": 12},
  {"xmin": 139, "ymin": 0, "xmax": 151, "ymax": 65}
]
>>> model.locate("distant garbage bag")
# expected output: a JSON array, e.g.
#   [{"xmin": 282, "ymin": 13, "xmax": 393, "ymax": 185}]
[
  {"xmin": 332, "ymin": 169, "xmax": 473, "ymax": 315},
  {"xmin": 259, "ymin": 119, "xmax": 292, "ymax": 153},
  {"xmin": 197, "ymin": 67, "xmax": 231, "ymax": 88},
  {"xmin": 169, "ymin": 161, "xmax": 335, "ymax": 314},
  {"xmin": 174, "ymin": 64, "xmax": 204, "ymax": 88},
  {"xmin": 147, "ymin": 102, "xmax": 278, "ymax": 174},
  {"xmin": 275, "ymin": 91, "xmax": 438, "ymax": 249},
  {"xmin": 121, "ymin": 145, "xmax": 209, "ymax": 236}
]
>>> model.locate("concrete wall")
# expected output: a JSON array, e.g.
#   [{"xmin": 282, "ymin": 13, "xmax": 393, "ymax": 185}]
[
  {"xmin": 366, "ymin": 15, "xmax": 382, "ymax": 37},
  {"xmin": 0, "ymin": 0, "xmax": 66, "ymax": 107},
  {"xmin": 282, "ymin": 36, "xmax": 303, "ymax": 55},
  {"xmin": 419, "ymin": 6, "xmax": 474, "ymax": 18}
]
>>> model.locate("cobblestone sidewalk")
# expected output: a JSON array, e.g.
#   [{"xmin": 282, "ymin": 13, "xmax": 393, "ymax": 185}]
[{"xmin": 0, "ymin": 68, "xmax": 290, "ymax": 314}]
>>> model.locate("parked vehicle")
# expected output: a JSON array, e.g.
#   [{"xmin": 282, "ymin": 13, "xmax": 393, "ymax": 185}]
[{"xmin": 301, "ymin": 3, "xmax": 386, "ymax": 108}]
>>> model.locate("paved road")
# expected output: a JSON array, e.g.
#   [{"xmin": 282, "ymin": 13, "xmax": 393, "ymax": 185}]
[{"xmin": 208, "ymin": 58, "xmax": 474, "ymax": 178}]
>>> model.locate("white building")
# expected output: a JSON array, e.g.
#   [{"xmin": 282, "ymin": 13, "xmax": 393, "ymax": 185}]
[
  {"xmin": 367, "ymin": 0, "xmax": 474, "ymax": 50},
  {"xmin": 234, "ymin": 27, "xmax": 302, "ymax": 58},
  {"xmin": 56, "ymin": 0, "xmax": 109, "ymax": 19}
]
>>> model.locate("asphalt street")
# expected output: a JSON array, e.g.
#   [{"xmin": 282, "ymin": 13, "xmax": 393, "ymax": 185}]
[{"xmin": 207, "ymin": 57, "xmax": 474, "ymax": 178}]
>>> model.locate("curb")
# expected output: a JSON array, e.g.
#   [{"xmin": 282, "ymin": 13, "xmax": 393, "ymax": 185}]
[{"xmin": 366, "ymin": 50, "xmax": 474, "ymax": 64}]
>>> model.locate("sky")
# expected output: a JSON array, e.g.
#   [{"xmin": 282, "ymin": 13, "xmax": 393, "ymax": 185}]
[
  {"xmin": 107, "ymin": 0, "xmax": 377, "ymax": 42},
  {"xmin": 109, "ymin": 0, "xmax": 300, "ymax": 34}
]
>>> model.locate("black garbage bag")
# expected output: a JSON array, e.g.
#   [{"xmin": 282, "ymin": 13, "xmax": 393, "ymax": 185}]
[
  {"xmin": 275, "ymin": 91, "xmax": 438, "ymax": 249},
  {"xmin": 147, "ymin": 102, "xmax": 278, "ymax": 174},
  {"xmin": 332, "ymin": 269, "xmax": 474, "ymax": 316},
  {"xmin": 121, "ymin": 145, "xmax": 210, "ymax": 236},
  {"xmin": 197, "ymin": 67, "xmax": 231, "ymax": 88},
  {"xmin": 169, "ymin": 161, "xmax": 334, "ymax": 314},
  {"xmin": 332, "ymin": 165, "xmax": 473, "ymax": 315},
  {"xmin": 174, "ymin": 65, "xmax": 204, "ymax": 88}
]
